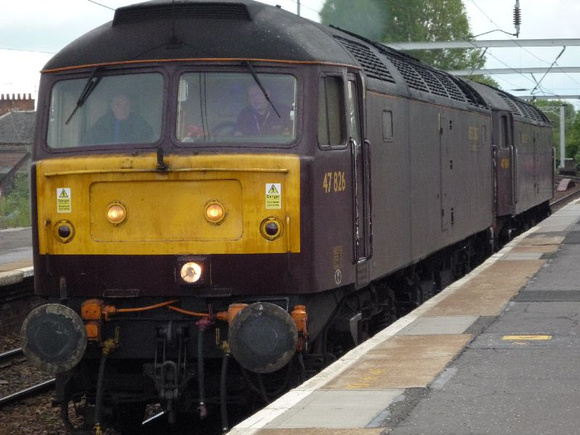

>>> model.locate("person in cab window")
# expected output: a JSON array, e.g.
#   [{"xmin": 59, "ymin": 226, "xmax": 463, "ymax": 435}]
[
  {"xmin": 87, "ymin": 93, "xmax": 153, "ymax": 144},
  {"xmin": 234, "ymin": 84, "xmax": 290, "ymax": 136}
]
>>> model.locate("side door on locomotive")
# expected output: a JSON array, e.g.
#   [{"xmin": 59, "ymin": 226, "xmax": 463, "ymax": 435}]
[
  {"xmin": 492, "ymin": 110, "xmax": 516, "ymax": 216},
  {"xmin": 347, "ymin": 72, "xmax": 372, "ymax": 287},
  {"xmin": 316, "ymin": 69, "xmax": 371, "ymax": 292}
]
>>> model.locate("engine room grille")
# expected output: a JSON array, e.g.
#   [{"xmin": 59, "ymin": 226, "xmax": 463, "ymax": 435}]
[
  {"xmin": 499, "ymin": 93, "xmax": 548, "ymax": 123},
  {"xmin": 335, "ymin": 37, "xmax": 395, "ymax": 84},
  {"xmin": 451, "ymin": 76, "xmax": 488, "ymax": 108},
  {"xmin": 513, "ymin": 99, "xmax": 548, "ymax": 123},
  {"xmin": 386, "ymin": 55, "xmax": 429, "ymax": 93},
  {"xmin": 499, "ymin": 93, "xmax": 521, "ymax": 116},
  {"xmin": 433, "ymin": 70, "xmax": 467, "ymax": 102},
  {"xmin": 114, "ymin": 3, "xmax": 252, "ymax": 25}
]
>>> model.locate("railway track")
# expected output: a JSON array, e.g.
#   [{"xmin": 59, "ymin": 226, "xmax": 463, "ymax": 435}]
[
  {"xmin": 0, "ymin": 347, "xmax": 55, "ymax": 409},
  {"xmin": 0, "ymin": 347, "xmax": 25, "ymax": 368},
  {"xmin": 0, "ymin": 379, "xmax": 55, "ymax": 408},
  {"xmin": 551, "ymin": 175, "xmax": 580, "ymax": 211}
]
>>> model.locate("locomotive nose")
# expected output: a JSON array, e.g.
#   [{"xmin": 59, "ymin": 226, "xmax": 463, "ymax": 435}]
[
  {"xmin": 21, "ymin": 304, "xmax": 87, "ymax": 375},
  {"xmin": 228, "ymin": 302, "xmax": 298, "ymax": 374}
]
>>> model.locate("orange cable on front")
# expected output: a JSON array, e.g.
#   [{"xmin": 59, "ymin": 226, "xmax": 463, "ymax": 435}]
[
  {"xmin": 116, "ymin": 299, "xmax": 180, "ymax": 313},
  {"xmin": 167, "ymin": 305, "xmax": 210, "ymax": 317}
]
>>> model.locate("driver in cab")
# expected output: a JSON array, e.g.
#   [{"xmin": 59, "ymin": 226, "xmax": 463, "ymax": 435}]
[{"xmin": 234, "ymin": 84, "xmax": 290, "ymax": 136}]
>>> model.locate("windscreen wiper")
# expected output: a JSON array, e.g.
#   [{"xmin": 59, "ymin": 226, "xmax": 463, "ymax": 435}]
[
  {"xmin": 65, "ymin": 67, "xmax": 103, "ymax": 125},
  {"xmin": 244, "ymin": 61, "xmax": 281, "ymax": 118}
]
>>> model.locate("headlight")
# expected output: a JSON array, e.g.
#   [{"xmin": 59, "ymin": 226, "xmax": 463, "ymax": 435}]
[
  {"xmin": 106, "ymin": 202, "xmax": 127, "ymax": 225},
  {"xmin": 54, "ymin": 220, "xmax": 75, "ymax": 243},
  {"xmin": 260, "ymin": 217, "xmax": 283, "ymax": 241},
  {"xmin": 180, "ymin": 262, "xmax": 203, "ymax": 284},
  {"xmin": 205, "ymin": 200, "xmax": 226, "ymax": 224}
]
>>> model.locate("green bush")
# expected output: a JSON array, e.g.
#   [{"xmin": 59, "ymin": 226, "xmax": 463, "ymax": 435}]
[{"xmin": 0, "ymin": 173, "xmax": 31, "ymax": 229}]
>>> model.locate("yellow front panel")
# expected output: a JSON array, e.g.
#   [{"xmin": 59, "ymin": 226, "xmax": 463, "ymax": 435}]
[
  {"xmin": 90, "ymin": 180, "xmax": 243, "ymax": 241},
  {"xmin": 37, "ymin": 153, "xmax": 300, "ymax": 255}
]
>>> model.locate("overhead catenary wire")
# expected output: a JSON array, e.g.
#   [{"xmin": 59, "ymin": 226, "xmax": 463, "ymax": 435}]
[
  {"xmin": 530, "ymin": 46, "xmax": 566, "ymax": 96},
  {"xmin": 466, "ymin": 0, "xmax": 578, "ymax": 100},
  {"xmin": 87, "ymin": 0, "xmax": 115, "ymax": 11}
]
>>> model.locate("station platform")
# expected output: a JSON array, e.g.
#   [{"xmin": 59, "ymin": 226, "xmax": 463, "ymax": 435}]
[
  {"xmin": 230, "ymin": 200, "xmax": 580, "ymax": 434},
  {"xmin": 0, "ymin": 227, "xmax": 33, "ymax": 286}
]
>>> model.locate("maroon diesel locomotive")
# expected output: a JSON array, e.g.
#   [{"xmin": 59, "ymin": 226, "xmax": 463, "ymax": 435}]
[{"xmin": 21, "ymin": 0, "xmax": 552, "ymax": 432}]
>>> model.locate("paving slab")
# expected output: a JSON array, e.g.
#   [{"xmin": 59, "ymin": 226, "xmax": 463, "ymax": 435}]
[
  {"xmin": 0, "ymin": 256, "xmax": 33, "ymax": 272},
  {"xmin": 425, "ymin": 260, "xmax": 544, "ymax": 317},
  {"xmin": 323, "ymin": 335, "xmax": 471, "ymax": 390},
  {"xmin": 522, "ymin": 244, "xmax": 580, "ymax": 291},
  {"xmin": 257, "ymin": 429, "xmax": 383, "ymax": 435},
  {"xmin": 507, "ymin": 244, "xmax": 560, "ymax": 254},
  {"xmin": 264, "ymin": 390, "xmax": 404, "ymax": 429},
  {"xmin": 535, "ymin": 203, "xmax": 580, "ymax": 232},
  {"xmin": 397, "ymin": 316, "xmax": 478, "ymax": 336},
  {"xmin": 500, "ymin": 251, "xmax": 544, "ymax": 260}
]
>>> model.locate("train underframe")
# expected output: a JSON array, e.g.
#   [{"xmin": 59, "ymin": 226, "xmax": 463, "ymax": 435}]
[{"xmin": 54, "ymin": 201, "xmax": 551, "ymax": 433}]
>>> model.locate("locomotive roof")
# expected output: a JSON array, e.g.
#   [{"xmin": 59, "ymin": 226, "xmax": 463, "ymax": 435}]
[
  {"xmin": 42, "ymin": 0, "xmax": 549, "ymax": 125},
  {"xmin": 468, "ymin": 80, "xmax": 550, "ymax": 124},
  {"xmin": 43, "ymin": 0, "xmax": 356, "ymax": 71}
]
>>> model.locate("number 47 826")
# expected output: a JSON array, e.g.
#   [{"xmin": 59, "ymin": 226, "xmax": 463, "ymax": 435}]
[{"xmin": 322, "ymin": 171, "xmax": 346, "ymax": 193}]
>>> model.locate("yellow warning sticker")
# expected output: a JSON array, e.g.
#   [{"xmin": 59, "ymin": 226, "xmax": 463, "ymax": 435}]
[
  {"xmin": 57, "ymin": 188, "xmax": 72, "ymax": 213},
  {"xmin": 265, "ymin": 183, "xmax": 281, "ymax": 209}
]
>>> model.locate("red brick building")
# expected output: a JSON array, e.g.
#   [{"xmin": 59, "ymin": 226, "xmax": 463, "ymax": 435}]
[{"xmin": 0, "ymin": 93, "xmax": 34, "ymax": 116}]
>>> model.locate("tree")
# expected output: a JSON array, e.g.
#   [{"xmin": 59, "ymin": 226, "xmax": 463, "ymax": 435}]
[
  {"xmin": 320, "ymin": 0, "xmax": 495, "ymax": 85},
  {"xmin": 0, "ymin": 172, "xmax": 30, "ymax": 229},
  {"xmin": 567, "ymin": 111, "xmax": 580, "ymax": 165},
  {"xmin": 532, "ymin": 100, "xmax": 577, "ymax": 165}
]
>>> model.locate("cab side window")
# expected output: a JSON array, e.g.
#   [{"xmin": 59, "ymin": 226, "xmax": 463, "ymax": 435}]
[
  {"xmin": 347, "ymin": 79, "xmax": 361, "ymax": 144},
  {"xmin": 499, "ymin": 115, "xmax": 510, "ymax": 149},
  {"xmin": 318, "ymin": 76, "xmax": 344, "ymax": 148}
]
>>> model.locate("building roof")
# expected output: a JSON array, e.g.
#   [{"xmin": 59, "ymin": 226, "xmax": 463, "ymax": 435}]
[{"xmin": 0, "ymin": 111, "xmax": 36, "ymax": 146}]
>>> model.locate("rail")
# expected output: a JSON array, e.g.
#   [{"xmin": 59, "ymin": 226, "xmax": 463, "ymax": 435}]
[
  {"xmin": 0, "ymin": 379, "xmax": 55, "ymax": 408},
  {"xmin": 0, "ymin": 347, "xmax": 55, "ymax": 409}
]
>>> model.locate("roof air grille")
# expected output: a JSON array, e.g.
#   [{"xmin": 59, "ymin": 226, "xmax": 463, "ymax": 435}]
[
  {"xmin": 500, "ymin": 92, "xmax": 550, "ymax": 123},
  {"xmin": 499, "ymin": 94, "xmax": 523, "ymax": 117},
  {"xmin": 511, "ymin": 98, "xmax": 548, "ymax": 123},
  {"xmin": 414, "ymin": 67, "xmax": 450, "ymax": 98},
  {"xmin": 514, "ymin": 100, "xmax": 539, "ymax": 121},
  {"xmin": 376, "ymin": 46, "xmax": 487, "ymax": 108},
  {"xmin": 113, "ymin": 3, "xmax": 252, "ymax": 26},
  {"xmin": 335, "ymin": 37, "xmax": 395, "ymax": 84},
  {"xmin": 531, "ymin": 106, "xmax": 550, "ymax": 123},
  {"xmin": 432, "ymin": 70, "xmax": 467, "ymax": 102},
  {"xmin": 385, "ymin": 55, "xmax": 429, "ymax": 93},
  {"xmin": 450, "ymin": 76, "xmax": 488, "ymax": 108}
]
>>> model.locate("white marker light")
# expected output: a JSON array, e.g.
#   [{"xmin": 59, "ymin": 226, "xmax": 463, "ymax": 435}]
[
  {"xmin": 180, "ymin": 262, "xmax": 203, "ymax": 284},
  {"xmin": 205, "ymin": 201, "xmax": 226, "ymax": 224},
  {"xmin": 106, "ymin": 203, "xmax": 127, "ymax": 225}
]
